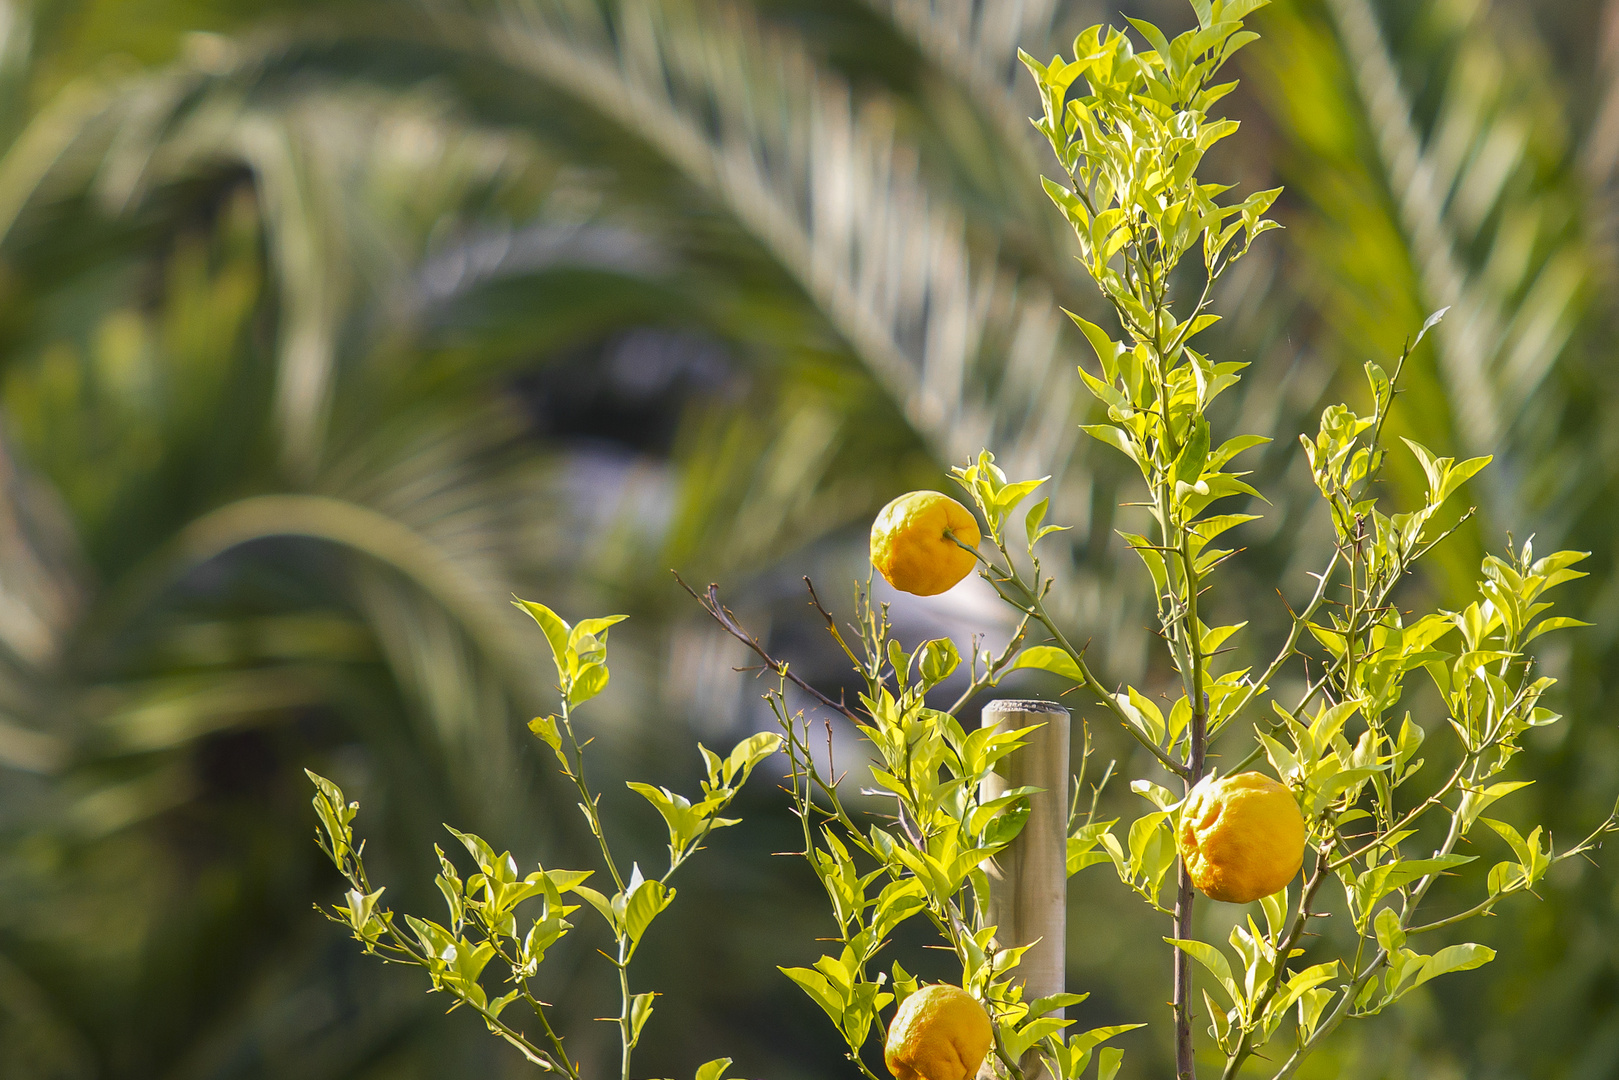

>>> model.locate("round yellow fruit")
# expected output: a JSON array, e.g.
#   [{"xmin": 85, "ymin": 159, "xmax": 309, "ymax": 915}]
[
  {"xmin": 1177, "ymin": 771, "xmax": 1306, "ymax": 904},
  {"xmin": 870, "ymin": 492, "xmax": 982, "ymax": 597},
  {"xmin": 884, "ymin": 983, "xmax": 994, "ymax": 1080}
]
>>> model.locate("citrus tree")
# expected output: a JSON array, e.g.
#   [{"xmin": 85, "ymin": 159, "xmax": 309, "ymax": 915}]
[{"xmin": 309, "ymin": 3, "xmax": 1617, "ymax": 1079}]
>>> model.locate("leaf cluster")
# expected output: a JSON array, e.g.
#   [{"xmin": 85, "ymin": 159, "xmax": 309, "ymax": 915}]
[
  {"xmin": 764, "ymin": 590, "xmax": 1138, "ymax": 1080},
  {"xmin": 922, "ymin": 4, "xmax": 1619, "ymax": 1078},
  {"xmin": 306, "ymin": 5, "xmax": 1619, "ymax": 1079},
  {"xmin": 310, "ymin": 601, "xmax": 780, "ymax": 1080}
]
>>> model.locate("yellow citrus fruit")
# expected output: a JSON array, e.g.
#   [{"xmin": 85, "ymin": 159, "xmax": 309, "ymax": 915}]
[
  {"xmin": 870, "ymin": 492, "xmax": 982, "ymax": 596},
  {"xmin": 884, "ymin": 983, "xmax": 994, "ymax": 1080},
  {"xmin": 1177, "ymin": 771, "xmax": 1306, "ymax": 904}
]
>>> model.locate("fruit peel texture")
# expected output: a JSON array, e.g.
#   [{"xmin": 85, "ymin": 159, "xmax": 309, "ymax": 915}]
[
  {"xmin": 871, "ymin": 492, "xmax": 982, "ymax": 596},
  {"xmin": 1178, "ymin": 771, "xmax": 1305, "ymax": 904},
  {"xmin": 884, "ymin": 984, "xmax": 993, "ymax": 1080}
]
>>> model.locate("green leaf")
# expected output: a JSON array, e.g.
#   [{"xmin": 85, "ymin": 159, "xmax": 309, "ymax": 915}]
[
  {"xmin": 568, "ymin": 662, "xmax": 609, "ymax": 707},
  {"xmin": 1260, "ymin": 886, "xmax": 1288, "ymax": 940},
  {"xmin": 1268, "ymin": 961, "xmax": 1338, "ymax": 1022},
  {"xmin": 919, "ymin": 638, "xmax": 962, "ymax": 686},
  {"xmin": 1307, "ymin": 765, "xmax": 1383, "ymax": 817},
  {"xmin": 1199, "ymin": 621, "xmax": 1247, "ymax": 655},
  {"xmin": 623, "ymin": 877, "xmax": 674, "ymax": 946},
  {"xmin": 1481, "ymin": 818, "xmax": 1550, "ymax": 884},
  {"xmin": 1175, "ymin": 417, "xmax": 1210, "ymax": 485},
  {"xmin": 528, "ymin": 714, "xmax": 562, "ymax": 752},
  {"xmin": 488, "ymin": 989, "xmax": 521, "ymax": 1020},
  {"xmin": 995, "ymin": 477, "xmax": 1050, "ymax": 516},
  {"xmin": 1258, "ymin": 731, "xmax": 1300, "ymax": 783},
  {"xmin": 1531, "ymin": 549, "xmax": 1590, "ymax": 581},
  {"xmin": 837, "ymin": 981, "xmax": 892, "ymax": 1049},
  {"xmin": 1123, "ymin": 688, "xmax": 1166, "ymax": 745},
  {"xmin": 1067, "ymin": 820, "xmax": 1118, "ymax": 876},
  {"xmin": 1187, "ymin": 514, "xmax": 1260, "ymax": 557},
  {"xmin": 1350, "ymin": 855, "xmax": 1476, "ymax": 928},
  {"xmin": 1126, "ymin": 17, "xmax": 1172, "ymax": 58},
  {"xmin": 1437, "ymin": 455, "xmax": 1492, "ymax": 505},
  {"xmin": 1488, "ymin": 859, "xmax": 1527, "ymax": 896},
  {"xmin": 872, "ymin": 878, "xmax": 927, "ymax": 940},
  {"xmin": 1365, "ymin": 360, "xmax": 1392, "ymax": 418},
  {"xmin": 1394, "ymin": 714, "xmax": 1426, "ymax": 777},
  {"xmin": 890, "ymin": 962, "xmax": 919, "ymax": 1004},
  {"xmin": 1125, "ymin": 812, "xmax": 1175, "ymax": 901},
  {"xmin": 628, "ymin": 782, "xmax": 706, "ymax": 855},
  {"xmin": 1298, "ymin": 986, "xmax": 1333, "ymax": 1041},
  {"xmin": 514, "ymin": 598, "xmax": 571, "ymax": 679},
  {"xmin": 307, "ymin": 769, "xmax": 358, "ymax": 861},
  {"xmin": 723, "ymin": 731, "xmax": 783, "ymax": 786},
  {"xmin": 1130, "ymin": 778, "xmax": 1180, "ymax": 812},
  {"xmin": 1374, "ymin": 907, "xmax": 1405, "ymax": 953},
  {"xmin": 1024, "ymin": 497, "xmax": 1071, "ymax": 550},
  {"xmin": 1068, "ymin": 1023, "xmax": 1146, "ymax": 1056},
  {"xmin": 1208, "ymin": 434, "xmax": 1270, "ymax": 470},
  {"xmin": 628, "ymin": 991, "xmax": 656, "ymax": 1047},
  {"xmin": 571, "ymin": 614, "xmax": 628, "ymax": 652},
  {"xmin": 573, "ymin": 885, "xmax": 618, "ymax": 933},
  {"xmin": 1416, "ymin": 306, "xmax": 1450, "ymax": 346},
  {"xmin": 1411, "ymin": 943, "xmax": 1496, "ymax": 990},
  {"xmin": 339, "ymin": 886, "xmax": 386, "ymax": 934},
  {"xmin": 695, "ymin": 1060, "xmax": 733, "ymax": 1080},
  {"xmin": 404, "ymin": 914, "xmax": 454, "ymax": 965},
  {"xmin": 1002, "ymin": 1014, "xmax": 1071, "ymax": 1060},
  {"xmin": 1066, "ymin": 312, "xmax": 1127, "ymax": 381},
  {"xmin": 547, "ymin": 868, "xmax": 593, "ymax": 894},
  {"xmin": 887, "ymin": 639, "xmax": 909, "ymax": 687},
  {"xmin": 445, "ymin": 826, "xmax": 503, "ymax": 877},
  {"xmin": 982, "ymin": 798, "xmax": 1032, "ymax": 849},
  {"xmin": 1077, "ymin": 364, "xmax": 1129, "ymax": 410},
  {"xmin": 1523, "ymin": 615, "xmax": 1592, "ymax": 644},
  {"xmin": 1010, "ymin": 645, "xmax": 1085, "ymax": 683},
  {"xmin": 780, "ymin": 965, "xmax": 845, "ymax": 1026},
  {"xmin": 1119, "ymin": 532, "xmax": 1169, "ymax": 597},
  {"xmin": 1457, "ymin": 781, "xmax": 1533, "ymax": 832},
  {"xmin": 1081, "ymin": 424, "xmax": 1140, "ymax": 468},
  {"xmin": 1166, "ymin": 938, "xmax": 1237, "ymax": 1004},
  {"xmin": 523, "ymin": 906, "xmax": 572, "ymax": 967},
  {"xmin": 1027, "ymin": 992, "xmax": 1091, "ymax": 1017}
]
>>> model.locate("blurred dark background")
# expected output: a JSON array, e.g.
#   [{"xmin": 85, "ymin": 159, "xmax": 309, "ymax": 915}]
[{"xmin": 0, "ymin": 0, "xmax": 1616, "ymax": 1077}]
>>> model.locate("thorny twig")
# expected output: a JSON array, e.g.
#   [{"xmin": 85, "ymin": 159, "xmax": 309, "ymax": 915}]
[{"xmin": 675, "ymin": 573, "xmax": 861, "ymax": 724}]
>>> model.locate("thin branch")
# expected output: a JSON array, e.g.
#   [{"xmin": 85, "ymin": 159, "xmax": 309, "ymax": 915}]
[{"xmin": 676, "ymin": 573, "xmax": 862, "ymax": 724}]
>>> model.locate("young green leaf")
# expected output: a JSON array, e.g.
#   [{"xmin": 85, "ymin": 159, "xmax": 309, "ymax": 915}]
[{"xmin": 514, "ymin": 598, "xmax": 572, "ymax": 679}]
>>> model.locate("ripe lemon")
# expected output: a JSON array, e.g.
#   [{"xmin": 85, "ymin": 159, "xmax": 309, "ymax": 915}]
[
  {"xmin": 1177, "ymin": 771, "xmax": 1305, "ymax": 904},
  {"xmin": 884, "ymin": 983, "xmax": 994, "ymax": 1080},
  {"xmin": 871, "ymin": 492, "xmax": 982, "ymax": 596}
]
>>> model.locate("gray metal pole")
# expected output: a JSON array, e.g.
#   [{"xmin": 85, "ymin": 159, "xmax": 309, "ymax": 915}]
[{"xmin": 980, "ymin": 699, "xmax": 1069, "ymax": 1075}]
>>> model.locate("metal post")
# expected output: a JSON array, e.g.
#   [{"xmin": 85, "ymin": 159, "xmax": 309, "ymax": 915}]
[{"xmin": 980, "ymin": 699, "xmax": 1070, "ymax": 1076}]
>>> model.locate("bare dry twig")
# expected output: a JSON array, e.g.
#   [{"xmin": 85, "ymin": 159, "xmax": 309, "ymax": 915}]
[{"xmin": 673, "ymin": 572, "xmax": 862, "ymax": 723}]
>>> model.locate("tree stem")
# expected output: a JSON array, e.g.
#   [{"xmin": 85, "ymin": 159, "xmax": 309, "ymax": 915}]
[
  {"xmin": 1174, "ymin": 701, "xmax": 1207, "ymax": 1080},
  {"xmin": 1170, "ymin": 460, "xmax": 1208, "ymax": 1080},
  {"xmin": 618, "ymin": 945, "xmax": 633, "ymax": 1080}
]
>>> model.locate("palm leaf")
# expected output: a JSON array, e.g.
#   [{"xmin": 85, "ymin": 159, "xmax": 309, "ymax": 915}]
[
  {"xmin": 459, "ymin": 0, "xmax": 1079, "ymax": 474},
  {"xmin": 1259, "ymin": 0, "xmax": 1596, "ymax": 538}
]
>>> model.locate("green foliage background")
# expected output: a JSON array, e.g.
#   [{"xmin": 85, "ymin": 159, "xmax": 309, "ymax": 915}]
[{"xmin": 0, "ymin": 0, "xmax": 1615, "ymax": 1078}]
